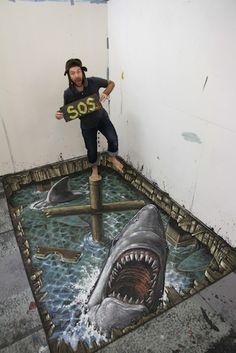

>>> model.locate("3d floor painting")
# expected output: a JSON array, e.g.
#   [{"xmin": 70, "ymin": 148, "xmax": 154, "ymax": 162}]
[{"xmin": 2, "ymin": 153, "xmax": 236, "ymax": 353}]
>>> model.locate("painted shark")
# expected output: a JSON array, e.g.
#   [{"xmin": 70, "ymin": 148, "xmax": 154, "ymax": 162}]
[
  {"xmin": 86, "ymin": 204, "xmax": 168, "ymax": 333},
  {"xmin": 32, "ymin": 176, "xmax": 83, "ymax": 209}
]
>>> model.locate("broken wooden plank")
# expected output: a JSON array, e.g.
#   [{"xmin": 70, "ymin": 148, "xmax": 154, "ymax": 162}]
[{"xmin": 35, "ymin": 246, "xmax": 81, "ymax": 263}]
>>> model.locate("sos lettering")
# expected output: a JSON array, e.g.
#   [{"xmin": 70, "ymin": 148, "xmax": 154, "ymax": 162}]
[{"xmin": 67, "ymin": 97, "xmax": 96, "ymax": 120}]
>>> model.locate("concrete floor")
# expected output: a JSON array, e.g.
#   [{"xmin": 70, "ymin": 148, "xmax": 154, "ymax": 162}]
[{"xmin": 0, "ymin": 178, "xmax": 236, "ymax": 353}]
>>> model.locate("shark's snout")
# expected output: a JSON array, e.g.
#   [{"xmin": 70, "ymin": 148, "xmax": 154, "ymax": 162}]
[
  {"xmin": 88, "ymin": 297, "xmax": 148, "ymax": 333},
  {"xmin": 122, "ymin": 204, "xmax": 164, "ymax": 237}
]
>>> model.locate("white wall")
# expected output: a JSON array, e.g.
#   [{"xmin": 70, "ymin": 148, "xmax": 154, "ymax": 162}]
[
  {"xmin": 108, "ymin": 0, "xmax": 236, "ymax": 246},
  {"xmin": 1, "ymin": 0, "xmax": 235, "ymax": 247},
  {"xmin": 0, "ymin": 0, "xmax": 108, "ymax": 175}
]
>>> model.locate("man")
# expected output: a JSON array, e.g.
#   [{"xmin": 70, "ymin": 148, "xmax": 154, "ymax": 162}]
[{"xmin": 55, "ymin": 58, "xmax": 123, "ymax": 179}]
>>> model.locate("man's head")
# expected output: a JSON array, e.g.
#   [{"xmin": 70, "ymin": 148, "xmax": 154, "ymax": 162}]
[{"xmin": 64, "ymin": 58, "xmax": 88, "ymax": 87}]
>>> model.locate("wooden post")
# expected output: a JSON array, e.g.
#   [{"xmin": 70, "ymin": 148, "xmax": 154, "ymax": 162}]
[
  {"xmin": 43, "ymin": 200, "xmax": 145, "ymax": 217},
  {"xmin": 102, "ymin": 200, "xmax": 145, "ymax": 212},
  {"xmin": 43, "ymin": 204, "xmax": 92, "ymax": 217},
  {"xmin": 89, "ymin": 175, "xmax": 103, "ymax": 241},
  {"xmin": 42, "ymin": 174, "xmax": 146, "ymax": 243}
]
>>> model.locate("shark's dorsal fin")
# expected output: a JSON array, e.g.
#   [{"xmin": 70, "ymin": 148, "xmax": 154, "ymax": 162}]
[
  {"xmin": 32, "ymin": 176, "xmax": 83, "ymax": 210},
  {"xmin": 46, "ymin": 176, "xmax": 73, "ymax": 203}
]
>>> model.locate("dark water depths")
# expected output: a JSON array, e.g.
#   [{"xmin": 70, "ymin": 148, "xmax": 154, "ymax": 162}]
[{"xmin": 11, "ymin": 169, "xmax": 212, "ymax": 347}]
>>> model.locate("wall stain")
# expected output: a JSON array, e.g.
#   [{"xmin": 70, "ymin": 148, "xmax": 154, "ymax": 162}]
[
  {"xmin": 200, "ymin": 307, "xmax": 219, "ymax": 332},
  {"xmin": 59, "ymin": 153, "xmax": 64, "ymax": 161},
  {"xmin": 203, "ymin": 75, "xmax": 208, "ymax": 91},
  {"xmin": 182, "ymin": 132, "xmax": 202, "ymax": 144}
]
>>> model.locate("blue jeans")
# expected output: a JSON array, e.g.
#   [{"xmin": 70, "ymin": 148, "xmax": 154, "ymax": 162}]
[{"xmin": 81, "ymin": 116, "xmax": 118, "ymax": 166}]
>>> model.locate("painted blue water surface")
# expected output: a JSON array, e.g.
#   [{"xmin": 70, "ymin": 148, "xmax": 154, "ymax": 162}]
[{"xmin": 11, "ymin": 169, "xmax": 212, "ymax": 347}]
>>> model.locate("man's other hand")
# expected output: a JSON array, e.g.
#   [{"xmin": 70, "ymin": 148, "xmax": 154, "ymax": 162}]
[
  {"xmin": 55, "ymin": 111, "xmax": 64, "ymax": 120},
  {"xmin": 100, "ymin": 93, "xmax": 108, "ymax": 102}
]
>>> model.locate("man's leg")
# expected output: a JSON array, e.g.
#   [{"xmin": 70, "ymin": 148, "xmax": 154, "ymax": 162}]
[
  {"xmin": 81, "ymin": 127, "xmax": 99, "ymax": 178},
  {"xmin": 98, "ymin": 117, "xmax": 123, "ymax": 173}
]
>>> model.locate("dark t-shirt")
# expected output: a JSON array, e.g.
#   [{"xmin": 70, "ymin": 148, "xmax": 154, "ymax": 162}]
[{"xmin": 63, "ymin": 77, "xmax": 109, "ymax": 129}]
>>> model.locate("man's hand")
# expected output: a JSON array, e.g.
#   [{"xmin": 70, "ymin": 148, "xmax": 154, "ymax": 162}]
[
  {"xmin": 100, "ymin": 93, "xmax": 109, "ymax": 102},
  {"xmin": 100, "ymin": 80, "xmax": 115, "ymax": 102},
  {"xmin": 55, "ymin": 111, "xmax": 64, "ymax": 120}
]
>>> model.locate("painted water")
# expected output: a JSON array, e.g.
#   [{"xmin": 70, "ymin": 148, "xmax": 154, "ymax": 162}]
[{"xmin": 11, "ymin": 169, "xmax": 212, "ymax": 348}]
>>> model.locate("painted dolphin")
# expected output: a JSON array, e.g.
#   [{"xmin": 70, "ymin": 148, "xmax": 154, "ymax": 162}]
[
  {"xmin": 86, "ymin": 204, "xmax": 168, "ymax": 334},
  {"xmin": 32, "ymin": 176, "xmax": 83, "ymax": 209}
]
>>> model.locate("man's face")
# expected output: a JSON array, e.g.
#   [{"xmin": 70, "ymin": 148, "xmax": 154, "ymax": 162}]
[{"xmin": 69, "ymin": 66, "xmax": 84, "ymax": 87}]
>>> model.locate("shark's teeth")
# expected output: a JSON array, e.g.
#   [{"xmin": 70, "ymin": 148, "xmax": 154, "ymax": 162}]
[
  {"xmin": 123, "ymin": 295, "xmax": 128, "ymax": 302},
  {"xmin": 116, "ymin": 249, "xmax": 158, "ymax": 268},
  {"xmin": 116, "ymin": 262, "xmax": 122, "ymax": 270},
  {"xmin": 151, "ymin": 280, "xmax": 156, "ymax": 288},
  {"xmin": 109, "ymin": 271, "xmax": 116, "ymax": 285},
  {"xmin": 139, "ymin": 253, "xmax": 144, "ymax": 261},
  {"xmin": 148, "ymin": 257, "xmax": 153, "ymax": 264},
  {"xmin": 152, "ymin": 273, "xmax": 158, "ymax": 281},
  {"xmin": 151, "ymin": 260, "xmax": 158, "ymax": 269},
  {"xmin": 138, "ymin": 253, "xmax": 143, "ymax": 261},
  {"xmin": 125, "ymin": 255, "xmax": 130, "ymax": 262},
  {"xmin": 148, "ymin": 289, "xmax": 154, "ymax": 297},
  {"xmin": 112, "ymin": 268, "xmax": 118, "ymax": 275},
  {"xmin": 108, "ymin": 292, "xmax": 147, "ymax": 306},
  {"xmin": 112, "ymin": 270, "xmax": 118, "ymax": 279}
]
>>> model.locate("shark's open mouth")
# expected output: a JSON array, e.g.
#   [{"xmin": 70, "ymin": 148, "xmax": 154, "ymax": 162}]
[
  {"xmin": 87, "ymin": 205, "xmax": 167, "ymax": 333},
  {"xmin": 107, "ymin": 248, "xmax": 160, "ymax": 308}
]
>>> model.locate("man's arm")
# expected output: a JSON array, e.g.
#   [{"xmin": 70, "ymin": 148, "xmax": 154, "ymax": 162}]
[{"xmin": 100, "ymin": 80, "xmax": 115, "ymax": 102}]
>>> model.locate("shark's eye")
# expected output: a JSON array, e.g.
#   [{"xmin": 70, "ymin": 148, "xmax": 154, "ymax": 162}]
[{"xmin": 112, "ymin": 237, "xmax": 119, "ymax": 246}]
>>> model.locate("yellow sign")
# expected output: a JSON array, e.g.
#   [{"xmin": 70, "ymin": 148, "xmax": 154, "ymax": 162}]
[{"xmin": 61, "ymin": 93, "xmax": 102, "ymax": 122}]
